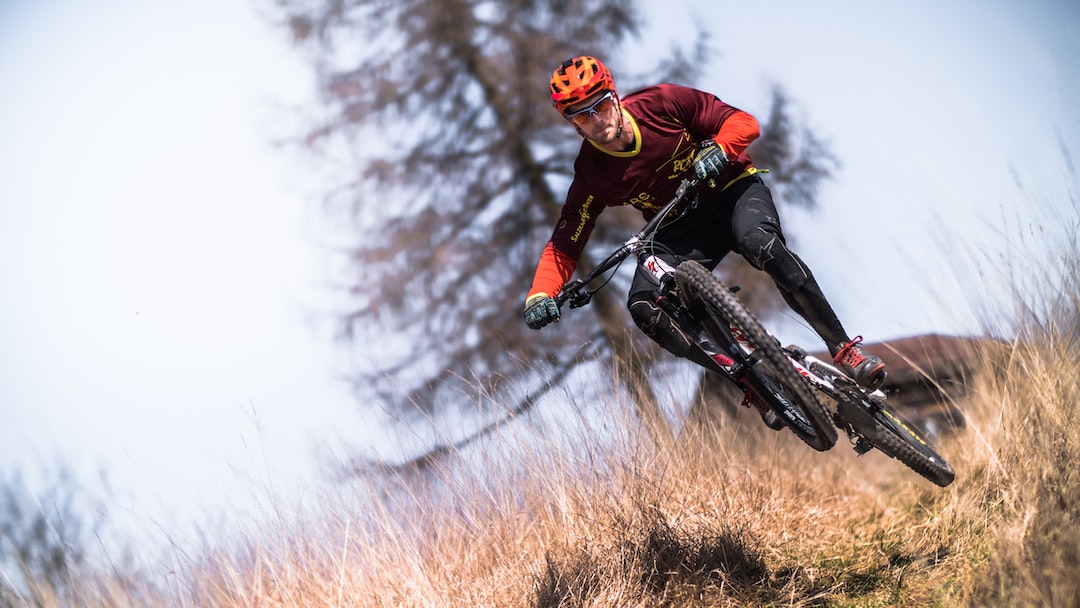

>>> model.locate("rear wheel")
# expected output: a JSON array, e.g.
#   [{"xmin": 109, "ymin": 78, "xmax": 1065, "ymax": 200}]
[
  {"xmin": 675, "ymin": 261, "xmax": 837, "ymax": 451},
  {"xmin": 836, "ymin": 394, "xmax": 956, "ymax": 487}
]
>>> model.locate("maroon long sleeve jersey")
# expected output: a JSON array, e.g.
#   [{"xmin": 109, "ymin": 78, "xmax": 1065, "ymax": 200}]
[{"xmin": 528, "ymin": 83, "xmax": 761, "ymax": 301}]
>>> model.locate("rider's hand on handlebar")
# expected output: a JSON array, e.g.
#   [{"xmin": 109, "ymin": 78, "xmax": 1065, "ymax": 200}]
[
  {"xmin": 524, "ymin": 293, "xmax": 561, "ymax": 330},
  {"xmin": 693, "ymin": 141, "xmax": 728, "ymax": 185}
]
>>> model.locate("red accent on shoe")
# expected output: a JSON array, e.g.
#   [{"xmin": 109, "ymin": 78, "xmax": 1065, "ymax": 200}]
[
  {"xmin": 834, "ymin": 335, "xmax": 887, "ymax": 388},
  {"xmin": 834, "ymin": 335, "xmax": 867, "ymax": 367}
]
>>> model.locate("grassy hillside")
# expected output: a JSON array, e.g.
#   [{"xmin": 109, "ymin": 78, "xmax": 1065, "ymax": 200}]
[
  {"xmin": 8, "ymin": 237, "xmax": 1079, "ymax": 607},
  {"xmin": 16, "ymin": 312, "xmax": 1074, "ymax": 606}
]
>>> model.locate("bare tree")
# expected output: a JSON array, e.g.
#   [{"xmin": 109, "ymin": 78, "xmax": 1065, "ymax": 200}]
[{"xmin": 273, "ymin": 0, "xmax": 836, "ymax": 464}]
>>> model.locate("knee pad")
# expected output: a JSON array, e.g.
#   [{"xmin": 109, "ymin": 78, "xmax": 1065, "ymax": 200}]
[
  {"xmin": 737, "ymin": 227, "xmax": 810, "ymax": 292},
  {"xmin": 628, "ymin": 293, "xmax": 662, "ymax": 333},
  {"xmin": 628, "ymin": 293, "xmax": 696, "ymax": 358}
]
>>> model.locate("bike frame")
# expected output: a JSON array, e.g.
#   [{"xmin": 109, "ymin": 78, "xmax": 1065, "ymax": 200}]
[
  {"xmin": 557, "ymin": 178, "xmax": 700, "ymax": 310},
  {"xmin": 556, "ymin": 177, "xmax": 823, "ymax": 431},
  {"xmin": 555, "ymin": 175, "xmax": 955, "ymax": 485},
  {"xmin": 555, "ymin": 175, "xmax": 866, "ymax": 409}
]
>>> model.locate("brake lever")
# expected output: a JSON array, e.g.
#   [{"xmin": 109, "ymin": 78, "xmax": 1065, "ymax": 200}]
[
  {"xmin": 567, "ymin": 291, "xmax": 594, "ymax": 309},
  {"xmin": 559, "ymin": 279, "xmax": 593, "ymax": 309}
]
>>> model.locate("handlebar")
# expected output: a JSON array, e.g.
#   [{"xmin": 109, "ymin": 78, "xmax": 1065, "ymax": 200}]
[{"xmin": 555, "ymin": 176, "xmax": 702, "ymax": 309}]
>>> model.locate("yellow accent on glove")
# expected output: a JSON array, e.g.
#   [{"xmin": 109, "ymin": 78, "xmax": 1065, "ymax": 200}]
[{"xmin": 525, "ymin": 292, "xmax": 550, "ymax": 309}]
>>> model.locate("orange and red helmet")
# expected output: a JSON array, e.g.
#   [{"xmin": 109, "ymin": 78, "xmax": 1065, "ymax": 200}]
[{"xmin": 549, "ymin": 56, "xmax": 616, "ymax": 113}]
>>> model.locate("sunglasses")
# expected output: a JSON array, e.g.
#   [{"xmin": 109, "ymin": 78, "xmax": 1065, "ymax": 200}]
[{"xmin": 564, "ymin": 92, "xmax": 616, "ymax": 124}]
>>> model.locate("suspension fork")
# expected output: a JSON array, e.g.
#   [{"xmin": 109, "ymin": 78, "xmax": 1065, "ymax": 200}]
[{"xmin": 637, "ymin": 252, "xmax": 741, "ymax": 375}]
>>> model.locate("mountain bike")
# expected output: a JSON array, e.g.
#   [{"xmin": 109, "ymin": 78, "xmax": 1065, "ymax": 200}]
[{"xmin": 555, "ymin": 177, "xmax": 956, "ymax": 487}]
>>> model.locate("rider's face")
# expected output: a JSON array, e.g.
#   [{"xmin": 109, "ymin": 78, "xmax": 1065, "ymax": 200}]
[{"xmin": 564, "ymin": 91, "xmax": 621, "ymax": 145}]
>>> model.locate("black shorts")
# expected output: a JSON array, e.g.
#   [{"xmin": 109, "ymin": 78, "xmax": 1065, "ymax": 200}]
[{"xmin": 628, "ymin": 175, "xmax": 786, "ymax": 299}]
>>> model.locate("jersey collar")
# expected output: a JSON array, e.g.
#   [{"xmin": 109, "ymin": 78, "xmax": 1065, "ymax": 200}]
[{"xmin": 589, "ymin": 108, "xmax": 641, "ymax": 157}]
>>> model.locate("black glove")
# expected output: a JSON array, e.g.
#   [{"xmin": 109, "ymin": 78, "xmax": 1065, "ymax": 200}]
[
  {"xmin": 524, "ymin": 294, "xmax": 561, "ymax": 330},
  {"xmin": 693, "ymin": 142, "xmax": 729, "ymax": 184}
]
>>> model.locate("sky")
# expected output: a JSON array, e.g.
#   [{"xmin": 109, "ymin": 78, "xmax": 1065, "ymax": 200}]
[
  {"xmin": 1, "ymin": 0, "xmax": 1078, "ymax": 555},
  {"xmin": 0, "ymin": 0, "xmax": 363, "ymax": 546},
  {"xmin": 649, "ymin": 0, "xmax": 1080, "ymax": 344}
]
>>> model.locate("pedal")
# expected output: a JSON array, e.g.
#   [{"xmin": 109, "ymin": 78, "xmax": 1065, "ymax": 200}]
[
  {"xmin": 852, "ymin": 437, "xmax": 873, "ymax": 456},
  {"xmin": 740, "ymin": 385, "xmax": 784, "ymax": 430},
  {"xmin": 868, "ymin": 370, "xmax": 888, "ymax": 392},
  {"xmin": 760, "ymin": 409, "xmax": 785, "ymax": 431}
]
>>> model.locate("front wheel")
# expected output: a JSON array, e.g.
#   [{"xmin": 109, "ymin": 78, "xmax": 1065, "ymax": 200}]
[{"xmin": 675, "ymin": 261, "xmax": 838, "ymax": 451}]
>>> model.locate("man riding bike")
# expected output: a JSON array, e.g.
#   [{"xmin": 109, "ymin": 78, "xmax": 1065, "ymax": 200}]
[{"xmin": 523, "ymin": 56, "xmax": 886, "ymax": 390}]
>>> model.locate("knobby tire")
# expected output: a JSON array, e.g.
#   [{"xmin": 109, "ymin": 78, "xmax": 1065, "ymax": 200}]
[
  {"xmin": 675, "ymin": 261, "xmax": 838, "ymax": 451},
  {"xmin": 849, "ymin": 396, "xmax": 956, "ymax": 487}
]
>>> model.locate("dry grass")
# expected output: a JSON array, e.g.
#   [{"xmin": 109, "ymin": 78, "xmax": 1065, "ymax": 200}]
[
  {"xmin": 20, "ymin": 315, "xmax": 1076, "ymax": 607},
  {"xmin": 169, "ymin": 260, "xmax": 1080, "ymax": 605},
  {"xmin": 10, "ymin": 231, "xmax": 1080, "ymax": 607}
]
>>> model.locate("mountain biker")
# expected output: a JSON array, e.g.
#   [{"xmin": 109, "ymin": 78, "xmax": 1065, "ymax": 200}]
[{"xmin": 523, "ymin": 55, "xmax": 886, "ymax": 390}]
